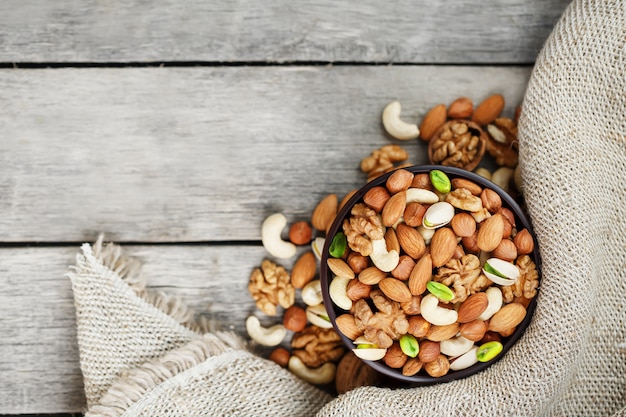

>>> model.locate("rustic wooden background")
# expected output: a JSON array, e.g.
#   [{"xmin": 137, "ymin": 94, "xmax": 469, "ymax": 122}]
[{"xmin": 0, "ymin": 0, "xmax": 571, "ymax": 414}]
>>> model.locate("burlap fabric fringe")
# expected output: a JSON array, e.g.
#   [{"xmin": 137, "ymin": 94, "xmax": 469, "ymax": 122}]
[{"xmin": 70, "ymin": 0, "xmax": 625, "ymax": 415}]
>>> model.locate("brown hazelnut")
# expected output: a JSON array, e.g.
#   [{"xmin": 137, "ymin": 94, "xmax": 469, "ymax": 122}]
[
  {"xmin": 363, "ymin": 186, "xmax": 390, "ymax": 212},
  {"xmin": 451, "ymin": 212, "xmax": 477, "ymax": 237},
  {"xmin": 402, "ymin": 358, "xmax": 424, "ymax": 376},
  {"xmin": 283, "ymin": 305, "xmax": 307, "ymax": 332},
  {"xmin": 401, "ymin": 296, "xmax": 422, "ymax": 316},
  {"xmin": 289, "ymin": 221, "xmax": 313, "ymax": 245},
  {"xmin": 498, "ymin": 207, "xmax": 516, "ymax": 228},
  {"xmin": 513, "ymin": 228, "xmax": 535, "ymax": 255},
  {"xmin": 480, "ymin": 331, "xmax": 502, "ymax": 344},
  {"xmin": 480, "ymin": 188, "xmax": 502, "ymax": 213},
  {"xmin": 383, "ymin": 343, "xmax": 408, "ymax": 369},
  {"xmin": 391, "ymin": 255, "xmax": 416, "ymax": 281},
  {"xmin": 492, "ymin": 239, "xmax": 518, "ymax": 261},
  {"xmin": 452, "ymin": 244, "xmax": 465, "ymax": 260},
  {"xmin": 346, "ymin": 279, "xmax": 371, "ymax": 301},
  {"xmin": 347, "ymin": 252, "xmax": 369, "ymax": 274},
  {"xmin": 424, "ymin": 354, "xmax": 450, "ymax": 377},
  {"xmin": 461, "ymin": 231, "xmax": 481, "ymax": 254},
  {"xmin": 411, "ymin": 173, "xmax": 433, "ymax": 190},
  {"xmin": 269, "ymin": 347, "xmax": 290, "ymax": 367},
  {"xmin": 418, "ymin": 340, "xmax": 440, "ymax": 363},
  {"xmin": 460, "ymin": 320, "xmax": 488, "ymax": 342},
  {"xmin": 408, "ymin": 315, "xmax": 430, "ymax": 338},
  {"xmin": 404, "ymin": 202, "xmax": 427, "ymax": 227}
]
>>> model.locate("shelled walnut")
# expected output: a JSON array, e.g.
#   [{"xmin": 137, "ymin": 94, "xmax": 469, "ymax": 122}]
[
  {"xmin": 248, "ymin": 259, "xmax": 295, "ymax": 316},
  {"xmin": 428, "ymin": 120, "xmax": 487, "ymax": 171}
]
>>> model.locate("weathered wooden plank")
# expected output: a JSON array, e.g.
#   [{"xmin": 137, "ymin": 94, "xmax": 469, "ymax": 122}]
[
  {"xmin": 0, "ymin": 65, "xmax": 532, "ymax": 243},
  {"xmin": 0, "ymin": 0, "xmax": 569, "ymax": 64},
  {"xmin": 0, "ymin": 244, "xmax": 273, "ymax": 414}
]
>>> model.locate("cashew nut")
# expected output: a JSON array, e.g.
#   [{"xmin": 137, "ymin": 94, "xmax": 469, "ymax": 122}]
[
  {"xmin": 288, "ymin": 356, "xmax": 337, "ymax": 385},
  {"xmin": 449, "ymin": 346, "xmax": 479, "ymax": 371},
  {"xmin": 261, "ymin": 213, "xmax": 297, "ymax": 259},
  {"xmin": 477, "ymin": 286, "xmax": 503, "ymax": 321},
  {"xmin": 329, "ymin": 276, "xmax": 353, "ymax": 311},
  {"xmin": 439, "ymin": 335, "xmax": 474, "ymax": 357},
  {"xmin": 417, "ymin": 225, "xmax": 436, "ymax": 245},
  {"xmin": 301, "ymin": 279, "xmax": 323, "ymax": 306},
  {"xmin": 369, "ymin": 238, "xmax": 400, "ymax": 272},
  {"xmin": 245, "ymin": 315, "xmax": 286, "ymax": 347},
  {"xmin": 420, "ymin": 293, "xmax": 458, "ymax": 325},
  {"xmin": 306, "ymin": 303, "xmax": 333, "ymax": 329},
  {"xmin": 382, "ymin": 101, "xmax": 420, "ymax": 140}
]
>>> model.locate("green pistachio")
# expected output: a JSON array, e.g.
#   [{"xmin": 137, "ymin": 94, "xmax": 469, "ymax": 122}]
[
  {"xmin": 426, "ymin": 281, "xmax": 455, "ymax": 302},
  {"xmin": 399, "ymin": 334, "xmax": 419, "ymax": 358},
  {"xmin": 329, "ymin": 232, "xmax": 347, "ymax": 258},
  {"xmin": 476, "ymin": 341, "xmax": 503, "ymax": 362},
  {"xmin": 429, "ymin": 169, "xmax": 451, "ymax": 194}
]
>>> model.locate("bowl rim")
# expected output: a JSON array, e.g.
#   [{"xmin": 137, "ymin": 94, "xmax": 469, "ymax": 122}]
[{"xmin": 320, "ymin": 164, "xmax": 542, "ymax": 386}]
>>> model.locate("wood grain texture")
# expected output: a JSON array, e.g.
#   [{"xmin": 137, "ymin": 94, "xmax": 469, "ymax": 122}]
[
  {"xmin": 0, "ymin": 244, "xmax": 273, "ymax": 413},
  {"xmin": 0, "ymin": 65, "xmax": 531, "ymax": 243},
  {"xmin": 0, "ymin": 0, "xmax": 570, "ymax": 64}
]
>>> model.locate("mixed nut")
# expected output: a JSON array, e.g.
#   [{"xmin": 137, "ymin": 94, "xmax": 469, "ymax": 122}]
[
  {"xmin": 244, "ymin": 94, "xmax": 538, "ymax": 392},
  {"xmin": 328, "ymin": 168, "xmax": 538, "ymax": 378}
]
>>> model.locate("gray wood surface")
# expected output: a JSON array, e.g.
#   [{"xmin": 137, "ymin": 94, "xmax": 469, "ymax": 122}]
[
  {"xmin": 0, "ymin": 0, "xmax": 570, "ymax": 64},
  {"xmin": 0, "ymin": 66, "xmax": 531, "ymax": 244}
]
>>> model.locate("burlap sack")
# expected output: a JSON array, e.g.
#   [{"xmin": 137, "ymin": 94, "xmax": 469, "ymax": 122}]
[{"xmin": 69, "ymin": 0, "xmax": 625, "ymax": 415}]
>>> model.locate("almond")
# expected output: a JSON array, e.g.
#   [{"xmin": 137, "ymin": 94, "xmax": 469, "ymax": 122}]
[
  {"xmin": 476, "ymin": 213, "xmax": 504, "ymax": 252},
  {"xmin": 429, "ymin": 227, "xmax": 457, "ymax": 267},
  {"xmin": 472, "ymin": 94, "xmax": 505, "ymax": 126},
  {"xmin": 386, "ymin": 169, "xmax": 414, "ymax": 193},
  {"xmin": 363, "ymin": 186, "xmax": 390, "ymax": 212},
  {"xmin": 447, "ymin": 96, "xmax": 474, "ymax": 119},
  {"xmin": 391, "ymin": 255, "xmax": 416, "ymax": 281},
  {"xmin": 514, "ymin": 228, "xmax": 535, "ymax": 255},
  {"xmin": 457, "ymin": 292, "xmax": 489, "ymax": 323},
  {"xmin": 451, "ymin": 212, "xmax": 476, "ymax": 238},
  {"xmin": 450, "ymin": 178, "xmax": 483, "ymax": 196},
  {"xmin": 291, "ymin": 251, "xmax": 317, "ymax": 288},
  {"xmin": 311, "ymin": 193, "xmax": 338, "ymax": 232},
  {"xmin": 492, "ymin": 238, "xmax": 518, "ymax": 261},
  {"xmin": 385, "ymin": 227, "xmax": 401, "ymax": 253},
  {"xmin": 335, "ymin": 313, "xmax": 361, "ymax": 340},
  {"xmin": 346, "ymin": 279, "xmax": 371, "ymax": 301},
  {"xmin": 396, "ymin": 223, "xmax": 426, "ymax": 259},
  {"xmin": 425, "ymin": 323, "xmax": 460, "ymax": 342},
  {"xmin": 459, "ymin": 320, "xmax": 488, "ymax": 341},
  {"xmin": 488, "ymin": 302, "xmax": 527, "ymax": 333},
  {"xmin": 408, "ymin": 253, "xmax": 433, "ymax": 295},
  {"xmin": 381, "ymin": 190, "xmax": 406, "ymax": 227},
  {"xmin": 419, "ymin": 104, "xmax": 447, "ymax": 141},
  {"xmin": 379, "ymin": 277, "xmax": 412, "ymax": 303},
  {"xmin": 327, "ymin": 258, "xmax": 355, "ymax": 279},
  {"xmin": 358, "ymin": 266, "xmax": 387, "ymax": 285}
]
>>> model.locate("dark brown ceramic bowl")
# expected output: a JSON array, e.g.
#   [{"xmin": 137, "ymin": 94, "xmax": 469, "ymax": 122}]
[{"xmin": 320, "ymin": 165, "xmax": 541, "ymax": 386}]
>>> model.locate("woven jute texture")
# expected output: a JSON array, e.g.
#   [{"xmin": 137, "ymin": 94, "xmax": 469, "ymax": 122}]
[{"xmin": 70, "ymin": 0, "xmax": 625, "ymax": 415}]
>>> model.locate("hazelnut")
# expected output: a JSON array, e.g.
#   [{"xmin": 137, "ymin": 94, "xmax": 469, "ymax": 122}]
[
  {"xmin": 404, "ymin": 202, "xmax": 427, "ymax": 227},
  {"xmin": 492, "ymin": 239, "xmax": 518, "ymax": 261},
  {"xmin": 418, "ymin": 340, "xmax": 440, "ymax": 363},
  {"xmin": 383, "ymin": 343, "xmax": 408, "ymax": 369},
  {"xmin": 411, "ymin": 173, "xmax": 433, "ymax": 190},
  {"xmin": 289, "ymin": 221, "xmax": 313, "ymax": 245},
  {"xmin": 269, "ymin": 347, "xmax": 290, "ymax": 367},
  {"xmin": 401, "ymin": 296, "xmax": 422, "ymax": 316},
  {"xmin": 461, "ymin": 231, "xmax": 481, "ymax": 254},
  {"xmin": 480, "ymin": 188, "xmax": 502, "ymax": 213},
  {"xmin": 391, "ymin": 255, "xmax": 416, "ymax": 281},
  {"xmin": 460, "ymin": 320, "xmax": 488, "ymax": 342},
  {"xmin": 498, "ymin": 207, "xmax": 517, "ymax": 228},
  {"xmin": 363, "ymin": 186, "xmax": 391, "ymax": 212},
  {"xmin": 408, "ymin": 315, "xmax": 430, "ymax": 338},
  {"xmin": 452, "ymin": 244, "xmax": 465, "ymax": 260},
  {"xmin": 451, "ymin": 212, "xmax": 476, "ymax": 237},
  {"xmin": 346, "ymin": 279, "xmax": 371, "ymax": 301},
  {"xmin": 402, "ymin": 358, "xmax": 424, "ymax": 376},
  {"xmin": 347, "ymin": 252, "xmax": 369, "ymax": 274},
  {"xmin": 514, "ymin": 228, "xmax": 535, "ymax": 255},
  {"xmin": 480, "ymin": 331, "xmax": 502, "ymax": 344},
  {"xmin": 283, "ymin": 306, "xmax": 307, "ymax": 332},
  {"xmin": 424, "ymin": 354, "xmax": 450, "ymax": 377}
]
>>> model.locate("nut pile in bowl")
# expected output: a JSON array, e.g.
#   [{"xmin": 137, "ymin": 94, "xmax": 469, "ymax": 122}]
[{"xmin": 320, "ymin": 165, "xmax": 540, "ymax": 384}]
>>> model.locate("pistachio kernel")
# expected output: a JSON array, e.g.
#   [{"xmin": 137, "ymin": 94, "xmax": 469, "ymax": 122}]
[
  {"xmin": 426, "ymin": 281, "xmax": 455, "ymax": 302},
  {"xmin": 429, "ymin": 169, "xmax": 451, "ymax": 194},
  {"xmin": 476, "ymin": 341, "xmax": 503, "ymax": 362},
  {"xmin": 399, "ymin": 334, "xmax": 419, "ymax": 358},
  {"xmin": 329, "ymin": 232, "xmax": 347, "ymax": 258}
]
